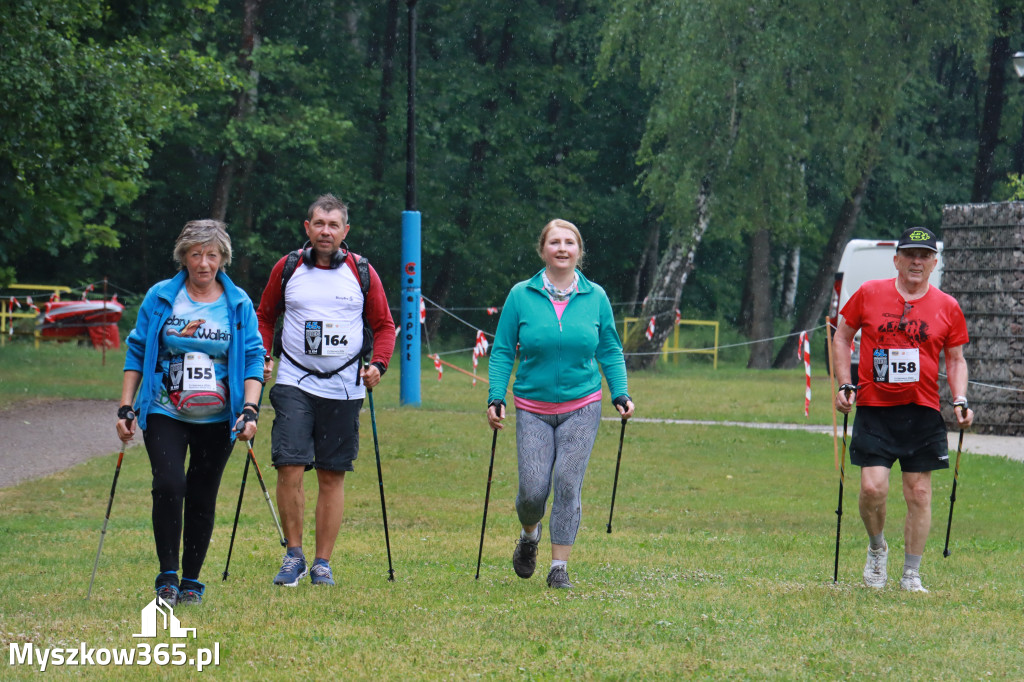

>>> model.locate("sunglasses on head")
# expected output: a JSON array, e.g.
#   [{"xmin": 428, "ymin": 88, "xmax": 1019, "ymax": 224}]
[{"xmin": 898, "ymin": 302, "xmax": 912, "ymax": 332}]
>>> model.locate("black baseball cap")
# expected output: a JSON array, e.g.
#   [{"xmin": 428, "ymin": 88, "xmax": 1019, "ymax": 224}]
[{"xmin": 897, "ymin": 227, "xmax": 938, "ymax": 252}]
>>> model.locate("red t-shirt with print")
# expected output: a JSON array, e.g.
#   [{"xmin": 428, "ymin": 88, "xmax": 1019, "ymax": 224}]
[{"xmin": 840, "ymin": 278, "xmax": 968, "ymax": 410}]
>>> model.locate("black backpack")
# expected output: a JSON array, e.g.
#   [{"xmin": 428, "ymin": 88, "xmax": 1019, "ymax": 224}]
[{"xmin": 272, "ymin": 248, "xmax": 374, "ymax": 384}]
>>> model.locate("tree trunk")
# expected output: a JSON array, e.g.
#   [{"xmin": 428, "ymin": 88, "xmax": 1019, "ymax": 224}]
[
  {"xmin": 627, "ymin": 215, "xmax": 660, "ymax": 316},
  {"xmin": 624, "ymin": 177, "xmax": 711, "ymax": 371},
  {"xmin": 779, "ymin": 246, "xmax": 800, "ymax": 320},
  {"xmin": 970, "ymin": 2, "xmax": 1012, "ymax": 203},
  {"xmin": 210, "ymin": 0, "xmax": 264, "ymax": 222},
  {"xmin": 772, "ymin": 169, "xmax": 872, "ymax": 368},
  {"xmin": 424, "ymin": 17, "xmax": 514, "ymax": 340},
  {"xmin": 424, "ymin": 249, "xmax": 456, "ymax": 340},
  {"xmin": 745, "ymin": 228, "xmax": 774, "ymax": 369},
  {"xmin": 366, "ymin": 0, "xmax": 400, "ymax": 216}
]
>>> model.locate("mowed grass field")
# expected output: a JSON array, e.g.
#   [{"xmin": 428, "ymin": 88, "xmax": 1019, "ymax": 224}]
[{"xmin": 1, "ymin": 343, "xmax": 1022, "ymax": 680}]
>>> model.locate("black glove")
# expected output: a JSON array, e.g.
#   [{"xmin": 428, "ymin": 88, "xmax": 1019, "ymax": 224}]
[
  {"xmin": 612, "ymin": 394, "xmax": 631, "ymax": 412},
  {"xmin": 488, "ymin": 399, "xmax": 506, "ymax": 413},
  {"xmin": 117, "ymin": 405, "xmax": 136, "ymax": 422}
]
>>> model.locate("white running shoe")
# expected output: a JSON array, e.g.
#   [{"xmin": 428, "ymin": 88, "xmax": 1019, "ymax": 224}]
[
  {"xmin": 863, "ymin": 544, "xmax": 888, "ymax": 589},
  {"xmin": 899, "ymin": 567, "xmax": 929, "ymax": 593}
]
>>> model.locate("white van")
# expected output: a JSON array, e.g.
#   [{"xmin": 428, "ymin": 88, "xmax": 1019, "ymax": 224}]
[{"xmin": 827, "ymin": 238, "xmax": 944, "ymax": 368}]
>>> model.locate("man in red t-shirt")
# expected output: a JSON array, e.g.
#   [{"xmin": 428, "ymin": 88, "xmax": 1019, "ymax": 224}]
[{"xmin": 833, "ymin": 226, "xmax": 974, "ymax": 593}]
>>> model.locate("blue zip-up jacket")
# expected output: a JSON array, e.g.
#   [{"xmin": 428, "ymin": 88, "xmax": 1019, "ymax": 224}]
[
  {"xmin": 124, "ymin": 270, "xmax": 266, "ymax": 438},
  {"xmin": 488, "ymin": 269, "xmax": 628, "ymax": 405}
]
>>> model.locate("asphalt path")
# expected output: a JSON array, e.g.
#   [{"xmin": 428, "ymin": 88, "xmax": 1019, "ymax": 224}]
[
  {"xmin": 624, "ymin": 416, "xmax": 1024, "ymax": 462},
  {"xmin": 1, "ymin": 400, "xmax": 1020, "ymax": 489}
]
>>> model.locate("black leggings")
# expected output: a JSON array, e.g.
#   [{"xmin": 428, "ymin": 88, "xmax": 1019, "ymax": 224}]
[{"xmin": 143, "ymin": 414, "xmax": 234, "ymax": 580}]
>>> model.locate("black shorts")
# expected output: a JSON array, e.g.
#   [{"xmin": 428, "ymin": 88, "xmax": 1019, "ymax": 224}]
[
  {"xmin": 849, "ymin": 404, "xmax": 949, "ymax": 472},
  {"xmin": 269, "ymin": 384, "xmax": 362, "ymax": 472}
]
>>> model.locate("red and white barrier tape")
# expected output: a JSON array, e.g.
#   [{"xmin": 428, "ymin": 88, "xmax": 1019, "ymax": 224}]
[{"xmin": 797, "ymin": 330, "xmax": 811, "ymax": 418}]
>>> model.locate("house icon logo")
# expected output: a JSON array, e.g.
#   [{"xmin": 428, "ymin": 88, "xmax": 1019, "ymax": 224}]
[{"xmin": 133, "ymin": 596, "xmax": 196, "ymax": 639}]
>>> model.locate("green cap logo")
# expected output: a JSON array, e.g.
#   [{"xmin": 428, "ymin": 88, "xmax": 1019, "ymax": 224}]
[{"xmin": 908, "ymin": 229, "xmax": 931, "ymax": 242}]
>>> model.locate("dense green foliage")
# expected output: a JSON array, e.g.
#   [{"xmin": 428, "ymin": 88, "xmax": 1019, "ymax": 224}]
[
  {"xmin": 3, "ymin": 1, "xmax": 1024, "ymax": 343},
  {"xmin": 0, "ymin": 0, "xmax": 226, "ymax": 277}
]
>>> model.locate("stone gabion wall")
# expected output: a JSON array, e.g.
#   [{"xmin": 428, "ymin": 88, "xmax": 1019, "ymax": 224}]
[{"xmin": 940, "ymin": 202, "xmax": 1024, "ymax": 436}]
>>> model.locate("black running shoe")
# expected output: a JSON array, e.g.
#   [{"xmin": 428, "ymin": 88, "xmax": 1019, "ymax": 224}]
[
  {"xmin": 546, "ymin": 565, "xmax": 572, "ymax": 589},
  {"xmin": 155, "ymin": 571, "xmax": 179, "ymax": 607},
  {"xmin": 156, "ymin": 583, "xmax": 179, "ymax": 606},
  {"xmin": 178, "ymin": 579, "xmax": 205, "ymax": 605},
  {"xmin": 512, "ymin": 523, "xmax": 542, "ymax": 578}
]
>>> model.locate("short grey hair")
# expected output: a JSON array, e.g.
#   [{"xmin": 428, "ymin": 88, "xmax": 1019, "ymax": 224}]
[
  {"xmin": 173, "ymin": 220, "xmax": 232, "ymax": 271},
  {"xmin": 307, "ymin": 194, "xmax": 349, "ymax": 223}
]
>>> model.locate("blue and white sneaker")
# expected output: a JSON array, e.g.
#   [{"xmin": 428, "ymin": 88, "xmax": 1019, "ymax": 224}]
[
  {"xmin": 310, "ymin": 559, "xmax": 335, "ymax": 586},
  {"xmin": 273, "ymin": 551, "xmax": 308, "ymax": 587}
]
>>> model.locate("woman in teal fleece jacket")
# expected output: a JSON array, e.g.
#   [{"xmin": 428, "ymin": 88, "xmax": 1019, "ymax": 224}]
[
  {"xmin": 116, "ymin": 220, "xmax": 265, "ymax": 606},
  {"xmin": 487, "ymin": 219, "xmax": 635, "ymax": 589}
]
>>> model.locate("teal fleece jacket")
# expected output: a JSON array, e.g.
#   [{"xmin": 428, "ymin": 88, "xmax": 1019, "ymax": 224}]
[{"xmin": 488, "ymin": 269, "xmax": 628, "ymax": 405}]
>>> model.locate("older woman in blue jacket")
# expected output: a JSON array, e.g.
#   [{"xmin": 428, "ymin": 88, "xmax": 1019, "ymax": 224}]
[
  {"xmin": 487, "ymin": 219, "xmax": 635, "ymax": 589},
  {"xmin": 116, "ymin": 220, "xmax": 265, "ymax": 606}
]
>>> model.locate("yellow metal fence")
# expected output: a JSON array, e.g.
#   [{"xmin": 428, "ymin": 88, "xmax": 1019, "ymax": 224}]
[
  {"xmin": 1, "ymin": 284, "xmax": 73, "ymax": 347},
  {"xmin": 621, "ymin": 317, "xmax": 719, "ymax": 369}
]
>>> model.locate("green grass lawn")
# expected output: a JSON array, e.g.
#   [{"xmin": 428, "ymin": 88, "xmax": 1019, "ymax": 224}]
[{"xmin": 1, "ymin": 343, "xmax": 1022, "ymax": 679}]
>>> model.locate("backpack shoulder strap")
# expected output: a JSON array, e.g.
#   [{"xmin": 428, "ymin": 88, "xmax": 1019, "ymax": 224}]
[
  {"xmin": 275, "ymin": 249, "xmax": 303, "ymax": 315},
  {"xmin": 352, "ymin": 254, "xmax": 371, "ymax": 295},
  {"xmin": 281, "ymin": 250, "xmax": 303, "ymax": 291}
]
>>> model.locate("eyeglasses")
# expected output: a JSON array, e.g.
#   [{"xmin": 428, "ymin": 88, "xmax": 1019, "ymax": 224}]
[{"xmin": 898, "ymin": 302, "xmax": 913, "ymax": 332}]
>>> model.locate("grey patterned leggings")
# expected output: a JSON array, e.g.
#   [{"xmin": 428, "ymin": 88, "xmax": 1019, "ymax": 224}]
[{"xmin": 515, "ymin": 402, "xmax": 602, "ymax": 546}]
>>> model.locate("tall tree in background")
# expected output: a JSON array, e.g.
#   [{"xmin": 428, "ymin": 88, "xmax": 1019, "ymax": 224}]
[
  {"xmin": 972, "ymin": 1, "xmax": 1016, "ymax": 202},
  {"xmin": 601, "ymin": 0, "xmax": 997, "ymax": 370},
  {"xmin": 8, "ymin": 0, "xmax": 1021, "ymax": 359},
  {"xmin": 0, "ymin": 0, "xmax": 223, "ymax": 283},
  {"xmin": 413, "ymin": 1, "xmax": 650, "ymax": 338},
  {"xmin": 600, "ymin": 1, "xmax": 814, "ymax": 369},
  {"xmin": 210, "ymin": 0, "xmax": 267, "ymax": 286},
  {"xmin": 775, "ymin": 2, "xmax": 999, "ymax": 368}
]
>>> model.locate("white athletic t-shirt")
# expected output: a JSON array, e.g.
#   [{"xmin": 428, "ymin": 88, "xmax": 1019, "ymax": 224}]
[{"xmin": 277, "ymin": 263, "xmax": 366, "ymax": 400}]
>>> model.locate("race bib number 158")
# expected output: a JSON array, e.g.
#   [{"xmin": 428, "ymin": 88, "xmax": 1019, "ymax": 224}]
[{"xmin": 873, "ymin": 348, "xmax": 920, "ymax": 384}]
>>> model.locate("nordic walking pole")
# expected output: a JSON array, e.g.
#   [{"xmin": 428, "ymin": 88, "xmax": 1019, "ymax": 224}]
[
  {"xmin": 366, "ymin": 364, "xmax": 395, "ymax": 582},
  {"xmin": 223, "ymin": 388, "xmax": 284, "ymax": 580},
  {"xmin": 606, "ymin": 418, "xmax": 628, "ymax": 533},
  {"xmin": 246, "ymin": 440, "xmax": 286, "ymax": 547},
  {"xmin": 87, "ymin": 410, "xmax": 135, "ymax": 599},
  {"xmin": 825, "ymin": 320, "xmax": 839, "ymax": 470},
  {"xmin": 223, "ymin": 451, "xmax": 251, "ymax": 581},
  {"xmin": 833, "ymin": 385, "xmax": 857, "ymax": 583},
  {"xmin": 475, "ymin": 428, "xmax": 498, "ymax": 580},
  {"xmin": 943, "ymin": 404, "xmax": 967, "ymax": 558}
]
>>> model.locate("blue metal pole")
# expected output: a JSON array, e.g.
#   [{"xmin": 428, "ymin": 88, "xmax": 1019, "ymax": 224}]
[
  {"xmin": 400, "ymin": 210, "xmax": 421, "ymax": 406},
  {"xmin": 400, "ymin": 1, "xmax": 420, "ymax": 407}
]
